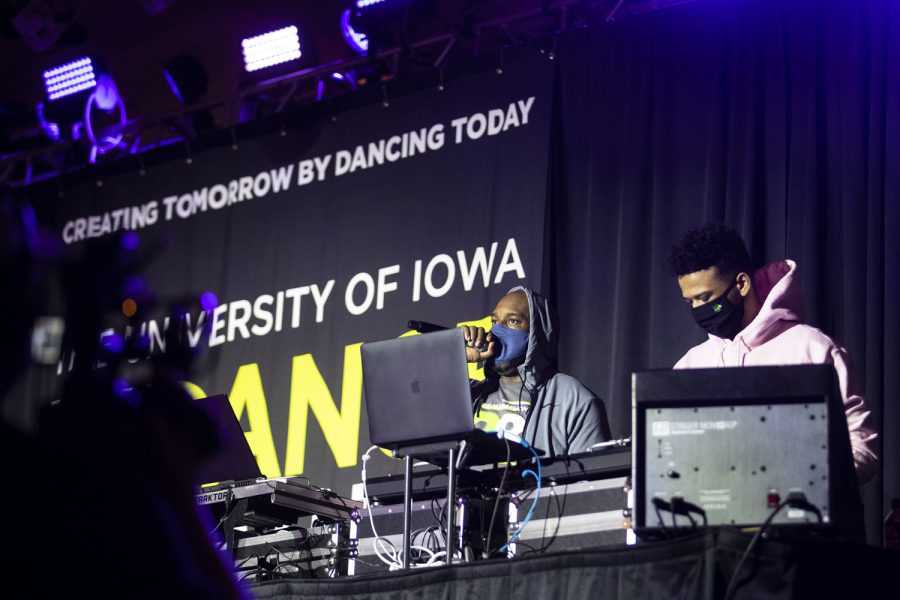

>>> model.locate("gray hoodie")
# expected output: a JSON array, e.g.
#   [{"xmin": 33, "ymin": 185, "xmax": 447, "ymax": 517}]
[{"xmin": 471, "ymin": 286, "xmax": 612, "ymax": 457}]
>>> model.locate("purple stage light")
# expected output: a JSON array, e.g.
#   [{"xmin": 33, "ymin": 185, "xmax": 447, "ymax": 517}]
[
  {"xmin": 43, "ymin": 57, "xmax": 97, "ymax": 101},
  {"xmin": 112, "ymin": 378, "xmax": 140, "ymax": 407},
  {"xmin": 121, "ymin": 231, "xmax": 140, "ymax": 251},
  {"xmin": 85, "ymin": 72, "xmax": 126, "ymax": 160},
  {"xmin": 340, "ymin": 9, "xmax": 368, "ymax": 53},
  {"xmin": 356, "ymin": 0, "xmax": 388, "ymax": 7},
  {"xmin": 112, "ymin": 378, "xmax": 130, "ymax": 395},
  {"xmin": 200, "ymin": 291, "xmax": 219, "ymax": 311},
  {"xmin": 92, "ymin": 72, "xmax": 120, "ymax": 112},
  {"xmin": 122, "ymin": 275, "xmax": 147, "ymax": 298},
  {"xmin": 241, "ymin": 26, "xmax": 301, "ymax": 72},
  {"xmin": 36, "ymin": 102, "xmax": 61, "ymax": 140},
  {"xmin": 103, "ymin": 333, "xmax": 126, "ymax": 355}
]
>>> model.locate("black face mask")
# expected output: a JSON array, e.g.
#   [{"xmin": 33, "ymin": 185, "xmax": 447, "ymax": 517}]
[{"xmin": 692, "ymin": 279, "xmax": 744, "ymax": 339}]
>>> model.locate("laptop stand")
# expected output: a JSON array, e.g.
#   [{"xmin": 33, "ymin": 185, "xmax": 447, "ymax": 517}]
[
  {"xmin": 394, "ymin": 440, "xmax": 462, "ymax": 568},
  {"xmin": 391, "ymin": 432, "xmax": 537, "ymax": 568}
]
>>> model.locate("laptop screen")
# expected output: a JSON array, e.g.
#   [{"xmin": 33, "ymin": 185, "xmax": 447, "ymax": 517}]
[
  {"xmin": 194, "ymin": 394, "xmax": 263, "ymax": 486},
  {"xmin": 361, "ymin": 328, "xmax": 475, "ymax": 450}
]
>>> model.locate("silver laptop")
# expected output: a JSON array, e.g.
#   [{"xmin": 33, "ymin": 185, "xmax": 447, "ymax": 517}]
[
  {"xmin": 362, "ymin": 328, "xmax": 475, "ymax": 450},
  {"xmin": 362, "ymin": 328, "xmax": 541, "ymax": 467}
]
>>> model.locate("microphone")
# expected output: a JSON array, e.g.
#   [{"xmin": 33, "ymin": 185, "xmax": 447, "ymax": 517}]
[
  {"xmin": 406, "ymin": 320, "xmax": 448, "ymax": 333},
  {"xmin": 407, "ymin": 320, "xmax": 489, "ymax": 352}
]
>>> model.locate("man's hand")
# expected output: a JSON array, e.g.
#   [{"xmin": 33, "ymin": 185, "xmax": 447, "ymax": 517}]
[{"xmin": 460, "ymin": 325, "xmax": 496, "ymax": 363}]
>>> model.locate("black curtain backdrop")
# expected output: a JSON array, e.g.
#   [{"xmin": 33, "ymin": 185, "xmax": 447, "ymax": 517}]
[{"xmin": 550, "ymin": 0, "xmax": 899, "ymax": 544}]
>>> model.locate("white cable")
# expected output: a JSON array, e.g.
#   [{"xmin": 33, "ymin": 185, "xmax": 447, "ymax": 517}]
[
  {"xmin": 422, "ymin": 550, "xmax": 447, "ymax": 567},
  {"xmin": 362, "ymin": 445, "xmax": 402, "ymax": 568},
  {"xmin": 361, "ymin": 446, "xmax": 452, "ymax": 570},
  {"xmin": 400, "ymin": 545, "xmax": 435, "ymax": 562}
]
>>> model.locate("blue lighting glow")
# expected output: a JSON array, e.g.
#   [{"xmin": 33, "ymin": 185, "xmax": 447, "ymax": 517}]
[
  {"xmin": 242, "ymin": 26, "xmax": 301, "ymax": 72},
  {"xmin": 36, "ymin": 102, "xmax": 61, "ymax": 140},
  {"xmin": 200, "ymin": 291, "xmax": 219, "ymax": 311},
  {"xmin": 121, "ymin": 231, "xmax": 140, "ymax": 251},
  {"xmin": 112, "ymin": 378, "xmax": 140, "ymax": 407},
  {"xmin": 356, "ymin": 0, "xmax": 388, "ymax": 7},
  {"xmin": 43, "ymin": 57, "xmax": 97, "ymax": 101},
  {"xmin": 122, "ymin": 275, "xmax": 147, "ymax": 298},
  {"xmin": 112, "ymin": 378, "xmax": 130, "ymax": 395},
  {"xmin": 341, "ymin": 9, "xmax": 369, "ymax": 53},
  {"xmin": 102, "ymin": 333, "xmax": 126, "ymax": 355}
]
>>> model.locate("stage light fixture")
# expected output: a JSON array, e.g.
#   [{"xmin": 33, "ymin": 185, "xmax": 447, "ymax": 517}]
[
  {"xmin": 241, "ymin": 26, "xmax": 302, "ymax": 73},
  {"xmin": 36, "ymin": 102, "xmax": 61, "ymax": 141},
  {"xmin": 37, "ymin": 56, "xmax": 126, "ymax": 158},
  {"xmin": 340, "ymin": 8, "xmax": 368, "ymax": 54},
  {"xmin": 84, "ymin": 79, "xmax": 127, "ymax": 160},
  {"xmin": 349, "ymin": 0, "xmax": 432, "ymax": 55},
  {"xmin": 43, "ymin": 57, "xmax": 97, "ymax": 101}
]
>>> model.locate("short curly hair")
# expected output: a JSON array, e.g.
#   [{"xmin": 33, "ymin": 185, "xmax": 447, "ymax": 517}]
[{"xmin": 669, "ymin": 223, "xmax": 752, "ymax": 277}]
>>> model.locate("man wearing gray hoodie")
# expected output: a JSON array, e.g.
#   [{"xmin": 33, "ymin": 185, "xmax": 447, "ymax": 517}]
[{"xmin": 461, "ymin": 286, "xmax": 612, "ymax": 458}]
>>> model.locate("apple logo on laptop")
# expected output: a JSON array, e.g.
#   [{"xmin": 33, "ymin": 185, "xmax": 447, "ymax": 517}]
[{"xmin": 410, "ymin": 378, "xmax": 421, "ymax": 394}]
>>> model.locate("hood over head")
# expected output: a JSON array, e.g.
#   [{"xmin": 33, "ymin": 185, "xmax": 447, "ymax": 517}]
[
  {"xmin": 703, "ymin": 259, "xmax": 803, "ymax": 348},
  {"xmin": 490, "ymin": 285, "xmax": 558, "ymax": 390}
]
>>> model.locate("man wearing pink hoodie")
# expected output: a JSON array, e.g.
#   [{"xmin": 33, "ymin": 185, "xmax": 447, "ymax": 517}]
[{"xmin": 670, "ymin": 223, "xmax": 879, "ymax": 483}]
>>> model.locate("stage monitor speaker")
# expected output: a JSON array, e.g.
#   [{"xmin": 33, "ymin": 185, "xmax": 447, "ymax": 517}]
[{"xmin": 631, "ymin": 365, "xmax": 862, "ymax": 540}]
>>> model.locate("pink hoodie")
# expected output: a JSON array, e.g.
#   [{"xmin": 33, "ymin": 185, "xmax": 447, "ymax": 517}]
[{"xmin": 674, "ymin": 260, "xmax": 879, "ymax": 483}]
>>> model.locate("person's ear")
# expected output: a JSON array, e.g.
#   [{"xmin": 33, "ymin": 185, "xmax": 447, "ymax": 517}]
[{"xmin": 736, "ymin": 272, "xmax": 752, "ymax": 297}]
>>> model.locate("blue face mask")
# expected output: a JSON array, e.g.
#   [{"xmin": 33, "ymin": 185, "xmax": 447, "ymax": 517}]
[{"xmin": 491, "ymin": 324, "xmax": 529, "ymax": 363}]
